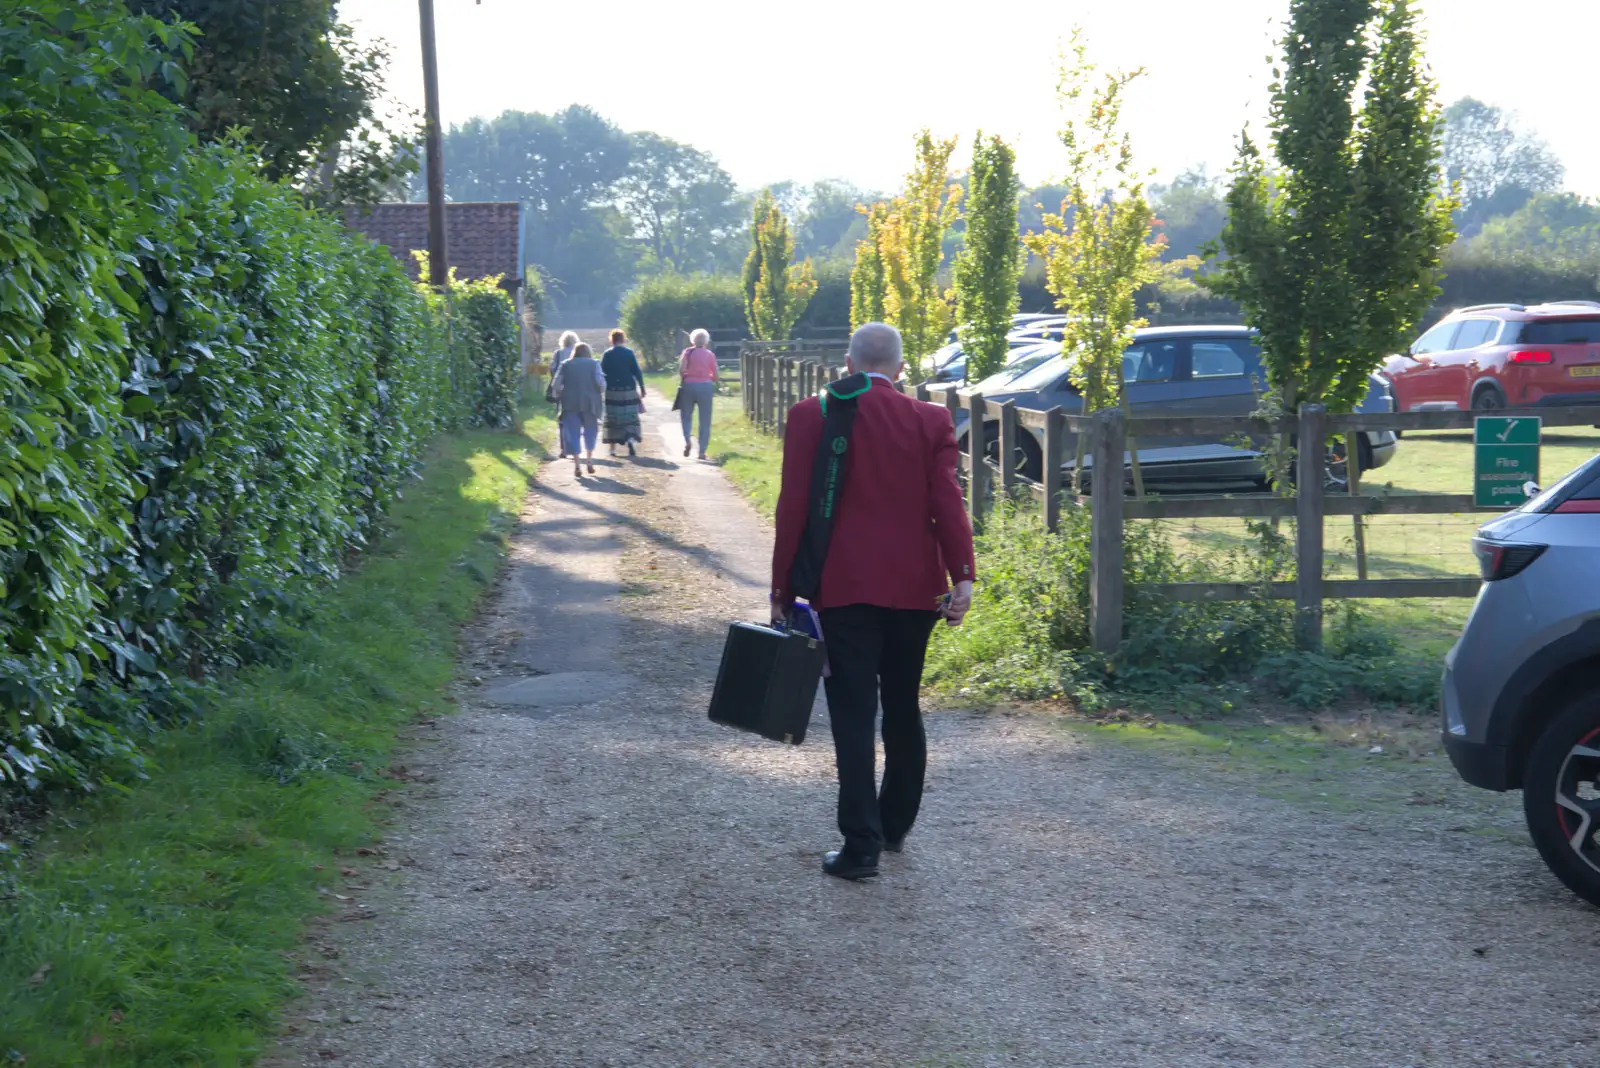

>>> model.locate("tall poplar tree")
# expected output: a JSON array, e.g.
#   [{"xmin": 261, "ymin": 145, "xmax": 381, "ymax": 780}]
[
  {"xmin": 954, "ymin": 133, "xmax": 1022, "ymax": 383},
  {"xmin": 884, "ymin": 131, "xmax": 963, "ymax": 383},
  {"xmin": 849, "ymin": 202, "xmax": 889, "ymax": 329},
  {"xmin": 742, "ymin": 190, "xmax": 816, "ymax": 341},
  {"xmin": 1024, "ymin": 35, "xmax": 1166, "ymax": 493},
  {"xmin": 1208, "ymin": 0, "xmax": 1454, "ymax": 417}
]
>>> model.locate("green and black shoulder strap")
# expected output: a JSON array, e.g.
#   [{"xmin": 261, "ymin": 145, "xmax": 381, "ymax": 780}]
[{"xmin": 788, "ymin": 372, "xmax": 871, "ymax": 602}]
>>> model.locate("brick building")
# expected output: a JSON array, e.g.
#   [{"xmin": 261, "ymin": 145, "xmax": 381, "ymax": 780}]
[{"xmin": 343, "ymin": 201, "xmax": 539, "ymax": 367}]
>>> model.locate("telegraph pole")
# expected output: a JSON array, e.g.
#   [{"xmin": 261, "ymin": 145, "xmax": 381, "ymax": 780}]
[{"xmin": 418, "ymin": 0, "xmax": 449, "ymax": 288}]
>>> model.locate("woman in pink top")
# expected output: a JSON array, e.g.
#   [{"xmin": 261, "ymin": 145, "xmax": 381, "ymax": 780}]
[{"xmin": 677, "ymin": 328, "xmax": 719, "ymax": 459}]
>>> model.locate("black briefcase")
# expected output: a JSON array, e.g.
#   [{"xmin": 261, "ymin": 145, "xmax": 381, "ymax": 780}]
[{"xmin": 707, "ymin": 622, "xmax": 825, "ymax": 745}]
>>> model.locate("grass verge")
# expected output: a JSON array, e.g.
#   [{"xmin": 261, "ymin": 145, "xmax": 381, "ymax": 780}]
[
  {"xmin": 0, "ymin": 403, "xmax": 554, "ymax": 1067},
  {"xmin": 705, "ymin": 393, "xmax": 783, "ymax": 518}
]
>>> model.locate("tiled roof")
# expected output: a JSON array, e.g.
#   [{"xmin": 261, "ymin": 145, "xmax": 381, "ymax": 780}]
[{"xmin": 343, "ymin": 201, "xmax": 523, "ymax": 288}]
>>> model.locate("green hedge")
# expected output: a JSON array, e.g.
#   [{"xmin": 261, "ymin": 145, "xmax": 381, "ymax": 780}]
[
  {"xmin": 0, "ymin": 0, "xmax": 513, "ymax": 794},
  {"xmin": 620, "ymin": 273, "xmax": 744, "ymax": 368},
  {"xmin": 791, "ymin": 258, "xmax": 852, "ymax": 337},
  {"xmin": 446, "ymin": 276, "xmax": 522, "ymax": 429},
  {"xmin": 1430, "ymin": 251, "xmax": 1600, "ymax": 323}
]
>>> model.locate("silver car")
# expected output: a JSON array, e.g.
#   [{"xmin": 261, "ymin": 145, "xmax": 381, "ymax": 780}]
[
  {"xmin": 949, "ymin": 325, "xmax": 1399, "ymax": 490},
  {"xmin": 1443, "ymin": 450, "xmax": 1600, "ymax": 907}
]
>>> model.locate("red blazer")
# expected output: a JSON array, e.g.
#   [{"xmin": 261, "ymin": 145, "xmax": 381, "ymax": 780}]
[{"xmin": 771, "ymin": 378, "xmax": 976, "ymax": 612}]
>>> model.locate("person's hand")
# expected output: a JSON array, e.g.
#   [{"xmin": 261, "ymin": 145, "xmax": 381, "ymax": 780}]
[
  {"xmin": 770, "ymin": 597, "xmax": 789, "ymax": 629},
  {"xmin": 943, "ymin": 580, "xmax": 973, "ymax": 627}
]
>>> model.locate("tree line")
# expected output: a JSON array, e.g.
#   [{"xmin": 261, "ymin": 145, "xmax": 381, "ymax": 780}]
[
  {"xmin": 117, "ymin": 2, "xmax": 1597, "ymax": 331},
  {"xmin": 437, "ymin": 91, "xmax": 1591, "ymax": 332}
]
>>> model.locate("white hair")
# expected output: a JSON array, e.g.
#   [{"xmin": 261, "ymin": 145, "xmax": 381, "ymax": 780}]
[
  {"xmin": 690, "ymin": 328, "xmax": 711, "ymax": 348},
  {"xmin": 847, "ymin": 322, "xmax": 903, "ymax": 373},
  {"xmin": 558, "ymin": 330, "xmax": 580, "ymax": 350}
]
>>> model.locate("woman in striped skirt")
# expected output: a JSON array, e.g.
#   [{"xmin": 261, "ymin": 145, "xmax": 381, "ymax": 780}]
[{"xmin": 600, "ymin": 329, "xmax": 646, "ymax": 457}]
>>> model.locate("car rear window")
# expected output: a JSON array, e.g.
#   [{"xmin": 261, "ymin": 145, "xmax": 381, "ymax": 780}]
[
  {"xmin": 1570, "ymin": 470, "xmax": 1600, "ymax": 501},
  {"xmin": 1452, "ymin": 319, "xmax": 1500, "ymax": 348},
  {"xmin": 1004, "ymin": 353, "xmax": 1071, "ymax": 392},
  {"xmin": 1526, "ymin": 455, "xmax": 1600, "ymax": 511},
  {"xmin": 1521, "ymin": 319, "xmax": 1600, "ymax": 344}
]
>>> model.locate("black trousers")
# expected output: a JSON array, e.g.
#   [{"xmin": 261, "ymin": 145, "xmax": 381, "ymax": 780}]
[{"xmin": 818, "ymin": 605, "xmax": 940, "ymax": 857}]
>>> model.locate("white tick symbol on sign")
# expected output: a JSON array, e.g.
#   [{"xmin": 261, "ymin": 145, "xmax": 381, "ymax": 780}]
[{"xmin": 1497, "ymin": 420, "xmax": 1520, "ymax": 442}]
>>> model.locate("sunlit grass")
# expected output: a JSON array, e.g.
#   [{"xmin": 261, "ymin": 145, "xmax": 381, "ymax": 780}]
[
  {"xmin": 0, "ymin": 402, "xmax": 555, "ymax": 1067},
  {"xmin": 1143, "ymin": 426, "xmax": 1600, "ymax": 655}
]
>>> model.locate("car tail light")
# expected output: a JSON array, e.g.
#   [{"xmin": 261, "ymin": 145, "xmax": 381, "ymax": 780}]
[
  {"xmin": 1472, "ymin": 538, "xmax": 1547, "ymax": 581},
  {"xmin": 1509, "ymin": 349, "xmax": 1553, "ymax": 364}
]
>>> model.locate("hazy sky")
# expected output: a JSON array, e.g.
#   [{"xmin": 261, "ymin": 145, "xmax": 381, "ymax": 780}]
[{"xmin": 340, "ymin": 0, "xmax": 1600, "ymax": 199}]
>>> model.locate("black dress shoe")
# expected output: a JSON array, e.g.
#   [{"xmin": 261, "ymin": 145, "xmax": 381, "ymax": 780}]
[{"xmin": 822, "ymin": 850, "xmax": 879, "ymax": 881}]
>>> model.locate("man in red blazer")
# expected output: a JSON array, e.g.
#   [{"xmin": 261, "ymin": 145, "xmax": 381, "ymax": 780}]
[{"xmin": 771, "ymin": 322, "xmax": 976, "ymax": 880}]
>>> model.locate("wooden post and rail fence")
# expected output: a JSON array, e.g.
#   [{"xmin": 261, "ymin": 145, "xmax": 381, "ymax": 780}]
[{"xmin": 740, "ymin": 344, "xmax": 1597, "ymax": 656}]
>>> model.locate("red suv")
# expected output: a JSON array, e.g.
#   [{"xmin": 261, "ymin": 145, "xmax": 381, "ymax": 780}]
[{"xmin": 1384, "ymin": 301, "xmax": 1600, "ymax": 412}]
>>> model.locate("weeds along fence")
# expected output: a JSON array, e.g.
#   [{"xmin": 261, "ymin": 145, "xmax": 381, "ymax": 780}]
[{"xmin": 742, "ymin": 345, "xmax": 1600, "ymax": 655}]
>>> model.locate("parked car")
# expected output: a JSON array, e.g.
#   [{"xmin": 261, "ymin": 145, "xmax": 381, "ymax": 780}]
[
  {"xmin": 1011, "ymin": 312, "xmax": 1061, "ymax": 329},
  {"xmin": 951, "ymin": 325, "xmax": 1399, "ymax": 489},
  {"xmin": 1443, "ymin": 450, "xmax": 1600, "ymax": 907},
  {"xmin": 1383, "ymin": 301, "xmax": 1600, "ymax": 413},
  {"xmin": 932, "ymin": 336, "xmax": 1059, "ymax": 384},
  {"xmin": 928, "ymin": 342, "xmax": 1062, "ymax": 391},
  {"xmin": 1006, "ymin": 321, "xmax": 1068, "ymax": 345}
]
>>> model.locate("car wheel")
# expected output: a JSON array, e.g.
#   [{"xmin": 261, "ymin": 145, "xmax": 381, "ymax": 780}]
[
  {"xmin": 1472, "ymin": 386, "xmax": 1507, "ymax": 412},
  {"xmin": 1522, "ymin": 692, "xmax": 1600, "ymax": 909},
  {"xmin": 982, "ymin": 423, "xmax": 1042, "ymax": 483},
  {"xmin": 1284, "ymin": 437, "xmax": 1371, "ymax": 492},
  {"xmin": 1324, "ymin": 440, "xmax": 1351, "ymax": 492}
]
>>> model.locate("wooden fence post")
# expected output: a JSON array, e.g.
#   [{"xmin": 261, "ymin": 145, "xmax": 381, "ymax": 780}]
[
  {"xmin": 761, "ymin": 355, "xmax": 774, "ymax": 431},
  {"xmin": 1295, "ymin": 404, "xmax": 1327, "ymax": 651},
  {"xmin": 754, "ymin": 354, "xmax": 766, "ymax": 429},
  {"xmin": 1043, "ymin": 407, "xmax": 1064, "ymax": 533},
  {"xmin": 966, "ymin": 392, "xmax": 987, "ymax": 528},
  {"xmin": 740, "ymin": 349, "xmax": 750, "ymax": 419},
  {"xmin": 1090, "ymin": 409, "xmax": 1125, "ymax": 654},
  {"xmin": 749, "ymin": 353, "xmax": 759, "ymax": 425},
  {"xmin": 998, "ymin": 400, "xmax": 1017, "ymax": 500},
  {"xmin": 1348, "ymin": 429, "xmax": 1368, "ymax": 580},
  {"xmin": 776, "ymin": 357, "xmax": 790, "ymax": 439}
]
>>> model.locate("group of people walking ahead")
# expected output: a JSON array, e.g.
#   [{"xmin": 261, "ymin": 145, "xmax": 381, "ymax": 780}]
[
  {"xmin": 549, "ymin": 329, "xmax": 644, "ymax": 477},
  {"xmin": 548, "ymin": 327, "xmax": 720, "ymax": 473}
]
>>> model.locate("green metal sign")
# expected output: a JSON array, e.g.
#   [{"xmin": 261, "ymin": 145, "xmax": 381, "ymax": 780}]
[{"xmin": 1474, "ymin": 415, "xmax": 1541, "ymax": 508}]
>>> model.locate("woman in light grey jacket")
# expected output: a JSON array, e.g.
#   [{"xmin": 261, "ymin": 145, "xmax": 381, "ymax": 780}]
[
  {"xmin": 547, "ymin": 330, "xmax": 581, "ymax": 456},
  {"xmin": 553, "ymin": 343, "xmax": 606, "ymax": 477}
]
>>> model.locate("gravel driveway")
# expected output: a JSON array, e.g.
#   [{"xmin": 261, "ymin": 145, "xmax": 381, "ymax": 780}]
[{"xmin": 268, "ymin": 409, "xmax": 1598, "ymax": 1068}]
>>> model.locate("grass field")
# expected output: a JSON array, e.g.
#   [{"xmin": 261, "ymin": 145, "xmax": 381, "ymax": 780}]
[
  {"xmin": 1139, "ymin": 425, "xmax": 1600, "ymax": 655},
  {"xmin": 0, "ymin": 403, "xmax": 555, "ymax": 1066}
]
